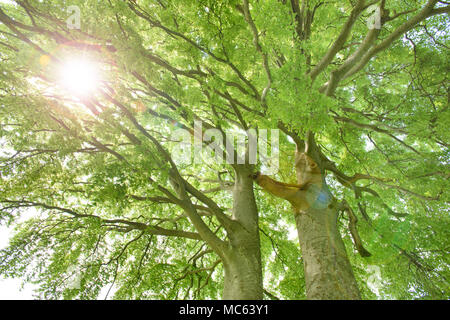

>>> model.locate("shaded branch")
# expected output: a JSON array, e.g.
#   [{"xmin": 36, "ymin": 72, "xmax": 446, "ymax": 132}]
[
  {"xmin": 0, "ymin": 199, "xmax": 202, "ymax": 240},
  {"xmin": 340, "ymin": 200, "xmax": 371, "ymax": 257}
]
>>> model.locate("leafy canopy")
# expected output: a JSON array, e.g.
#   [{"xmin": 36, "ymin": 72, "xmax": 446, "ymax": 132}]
[{"xmin": 0, "ymin": 0, "xmax": 449, "ymax": 299}]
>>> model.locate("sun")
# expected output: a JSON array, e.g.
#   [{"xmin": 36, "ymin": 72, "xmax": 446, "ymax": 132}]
[{"xmin": 58, "ymin": 57, "xmax": 100, "ymax": 97}]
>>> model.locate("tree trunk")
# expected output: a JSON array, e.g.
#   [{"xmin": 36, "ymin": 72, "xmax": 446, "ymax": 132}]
[
  {"xmin": 295, "ymin": 205, "xmax": 361, "ymax": 299},
  {"xmin": 222, "ymin": 165, "xmax": 263, "ymax": 299},
  {"xmin": 222, "ymin": 239, "xmax": 263, "ymax": 299}
]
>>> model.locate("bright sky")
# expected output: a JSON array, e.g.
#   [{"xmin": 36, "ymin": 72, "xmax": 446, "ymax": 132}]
[
  {"xmin": 0, "ymin": 223, "xmax": 117, "ymax": 300},
  {"xmin": 0, "ymin": 0, "xmax": 15, "ymax": 5},
  {"xmin": 0, "ymin": 226, "xmax": 35, "ymax": 299},
  {"xmin": 0, "ymin": 0, "xmax": 40, "ymax": 300}
]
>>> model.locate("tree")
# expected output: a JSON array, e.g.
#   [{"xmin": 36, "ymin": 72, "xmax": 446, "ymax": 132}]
[{"xmin": 0, "ymin": 0, "xmax": 448, "ymax": 300}]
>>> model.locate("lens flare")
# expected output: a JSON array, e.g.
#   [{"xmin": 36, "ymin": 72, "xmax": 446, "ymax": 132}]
[{"xmin": 58, "ymin": 58, "xmax": 100, "ymax": 96}]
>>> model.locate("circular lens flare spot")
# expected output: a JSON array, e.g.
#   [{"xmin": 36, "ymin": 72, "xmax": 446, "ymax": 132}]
[{"xmin": 39, "ymin": 55, "xmax": 51, "ymax": 67}]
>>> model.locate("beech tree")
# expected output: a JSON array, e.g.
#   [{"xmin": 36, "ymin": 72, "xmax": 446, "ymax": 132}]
[{"xmin": 0, "ymin": 0, "xmax": 449, "ymax": 300}]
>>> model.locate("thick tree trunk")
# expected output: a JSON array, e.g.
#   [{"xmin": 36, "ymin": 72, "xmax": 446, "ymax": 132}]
[
  {"xmin": 222, "ymin": 238, "xmax": 263, "ymax": 299},
  {"xmin": 222, "ymin": 165, "xmax": 263, "ymax": 299},
  {"xmin": 295, "ymin": 205, "xmax": 361, "ymax": 299}
]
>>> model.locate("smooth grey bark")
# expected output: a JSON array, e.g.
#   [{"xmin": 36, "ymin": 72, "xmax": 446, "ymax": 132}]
[
  {"xmin": 295, "ymin": 205, "xmax": 361, "ymax": 299},
  {"xmin": 222, "ymin": 238, "xmax": 263, "ymax": 299},
  {"xmin": 222, "ymin": 165, "xmax": 263, "ymax": 299}
]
